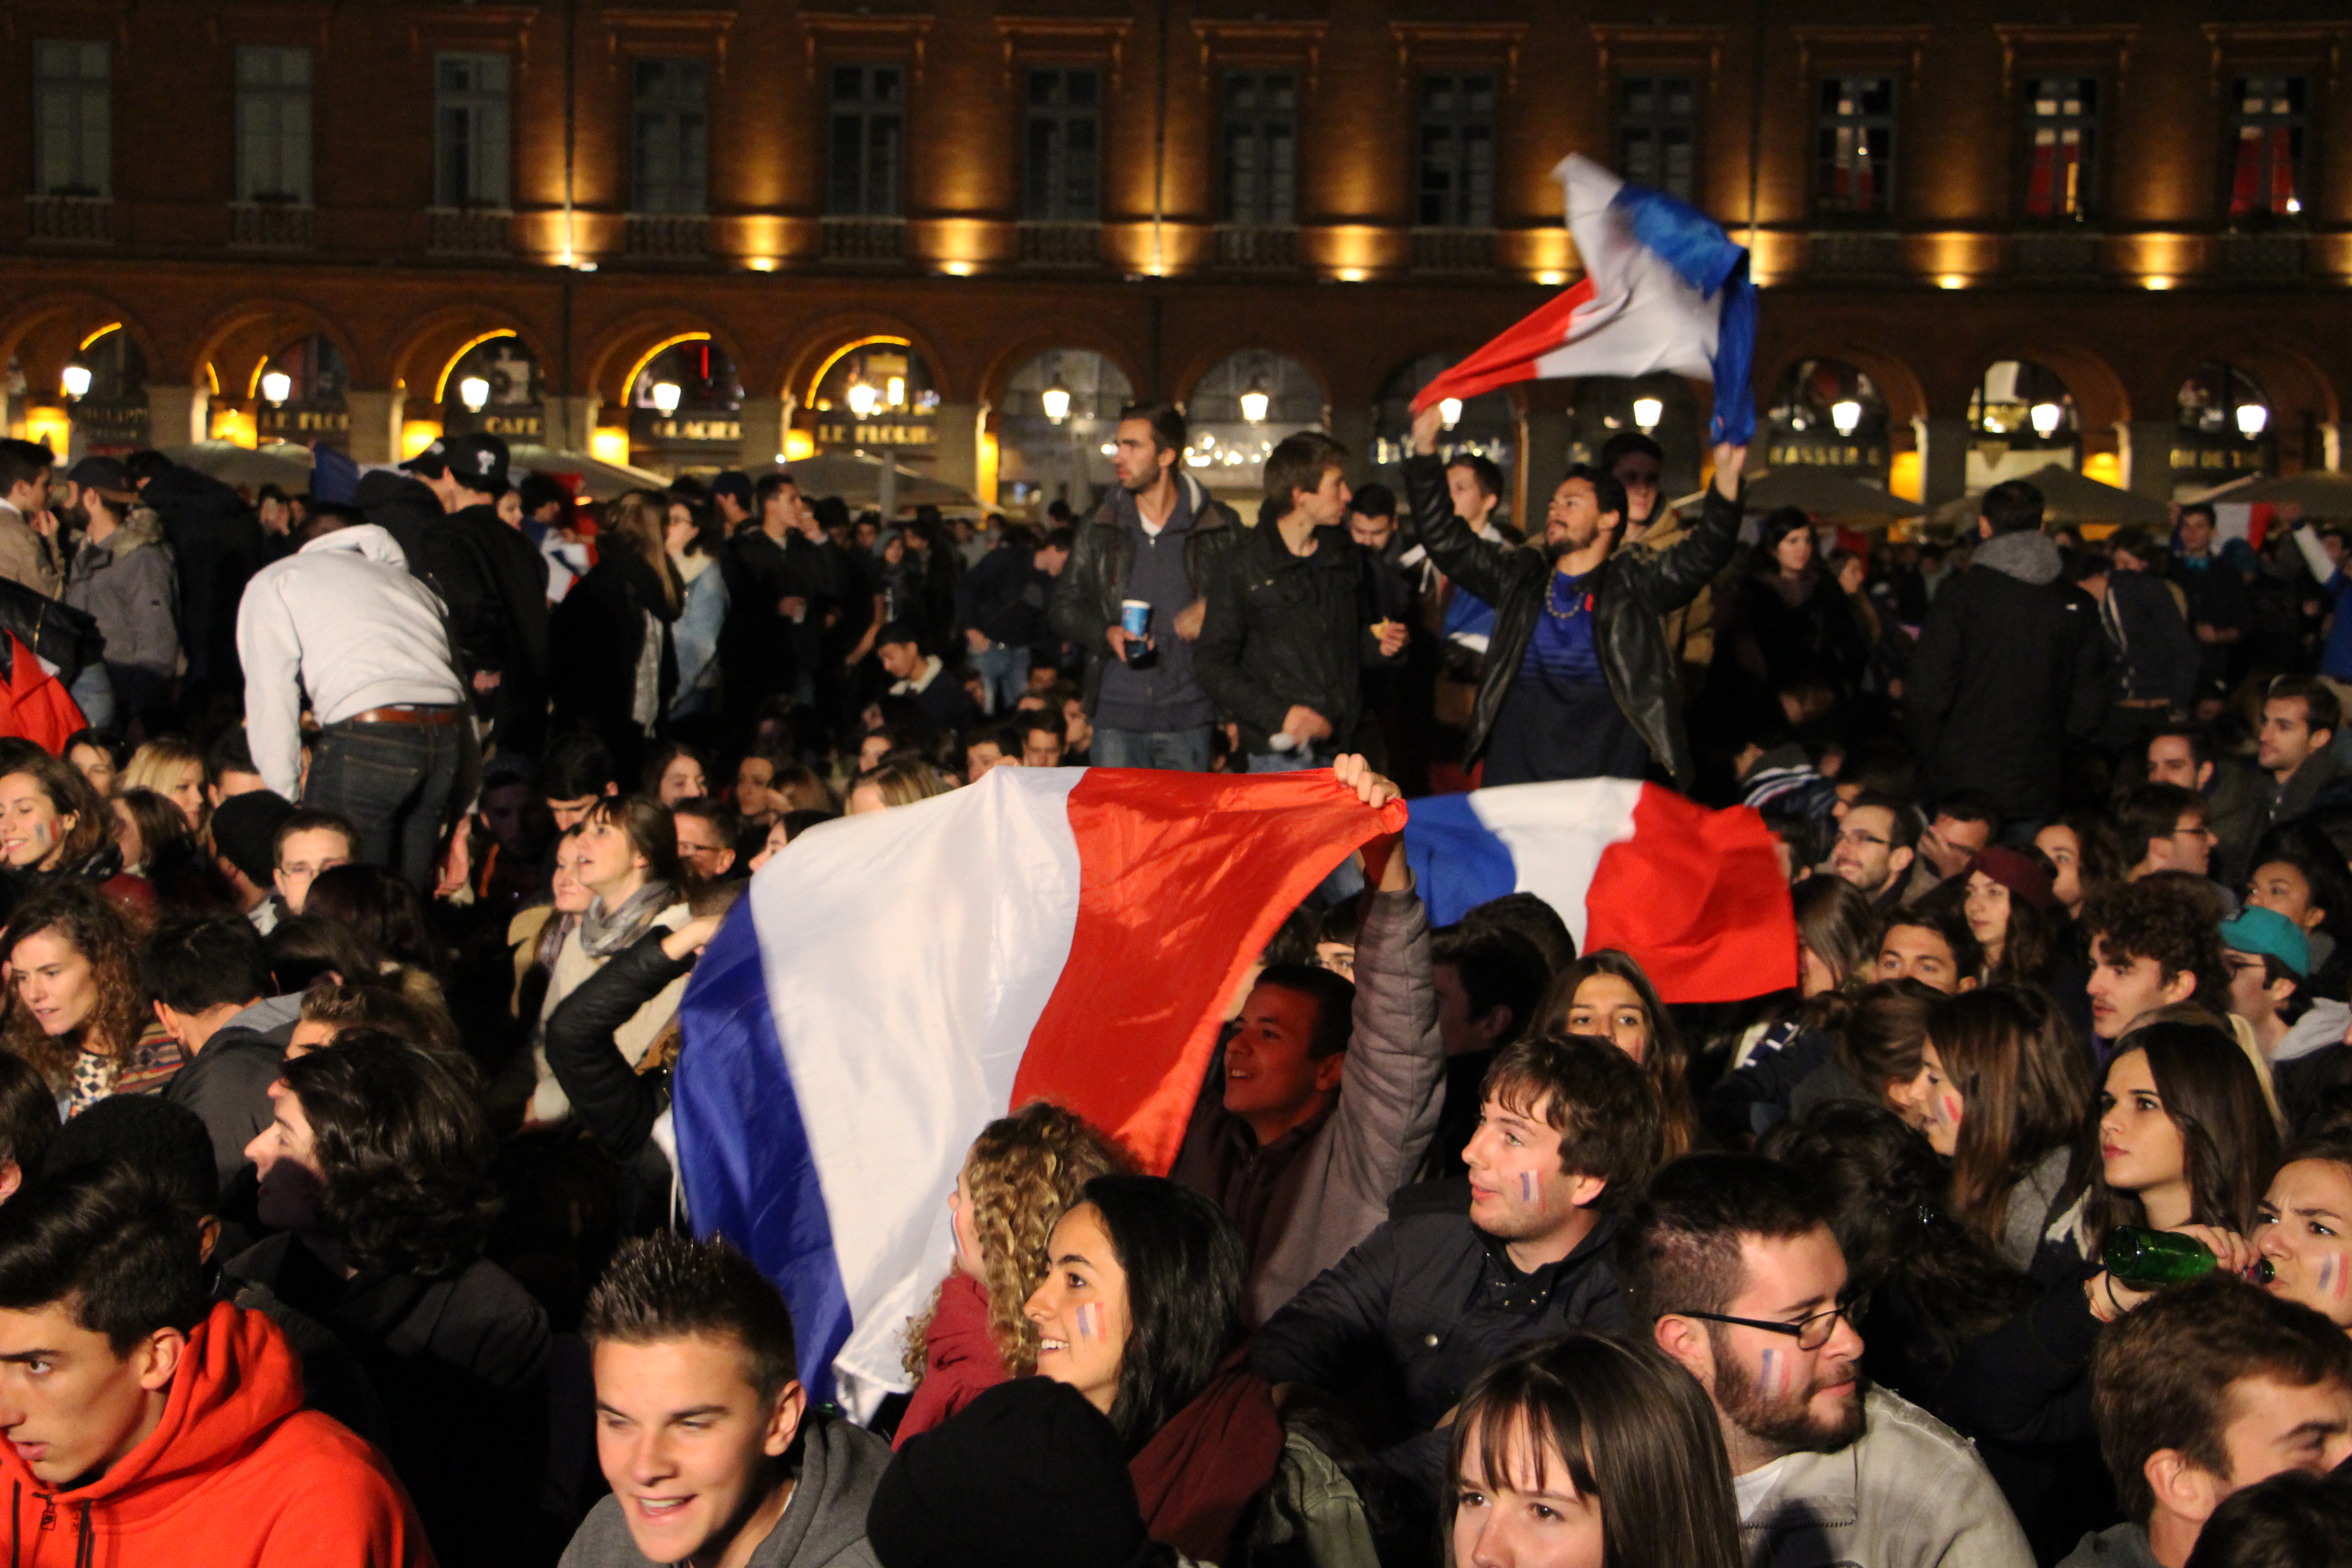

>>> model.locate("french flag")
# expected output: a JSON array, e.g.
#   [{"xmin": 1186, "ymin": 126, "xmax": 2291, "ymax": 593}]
[
  {"xmin": 671, "ymin": 766, "xmax": 1402, "ymax": 1411},
  {"xmin": 1404, "ymin": 780, "xmax": 1795, "ymax": 1004},
  {"xmin": 1413, "ymin": 155, "xmax": 1759, "ymax": 445}
]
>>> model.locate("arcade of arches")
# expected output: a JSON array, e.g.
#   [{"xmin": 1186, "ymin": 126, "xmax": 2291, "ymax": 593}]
[{"xmin": 4, "ymin": 270, "xmax": 2346, "ymax": 523}]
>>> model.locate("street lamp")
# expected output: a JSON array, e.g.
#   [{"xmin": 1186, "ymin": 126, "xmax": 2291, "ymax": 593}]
[
  {"xmin": 59, "ymin": 364, "xmax": 92, "ymax": 400},
  {"xmin": 458, "ymin": 376, "xmax": 491, "ymax": 414},
  {"xmin": 260, "ymin": 369, "xmax": 293, "ymax": 407},
  {"xmin": 651, "ymin": 381, "xmax": 683, "ymax": 416},
  {"xmin": 846, "ymin": 380, "xmax": 879, "ymax": 420},
  {"xmin": 1239, "ymin": 378, "xmax": 1271, "ymax": 425},
  {"xmin": 2029, "ymin": 402, "xmax": 2063, "ymax": 439},
  {"xmin": 1438, "ymin": 397, "xmax": 1464, "ymax": 430},
  {"xmin": 1041, "ymin": 380, "xmax": 1072, "ymax": 423},
  {"xmin": 1830, "ymin": 398, "xmax": 1862, "ymax": 438},
  {"xmin": 1632, "ymin": 396, "xmax": 1663, "ymax": 434},
  {"xmin": 2237, "ymin": 402, "xmax": 2269, "ymax": 440}
]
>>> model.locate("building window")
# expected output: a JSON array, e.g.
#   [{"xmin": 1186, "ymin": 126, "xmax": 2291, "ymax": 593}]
[
  {"xmin": 2227, "ymin": 76, "xmax": 2306, "ymax": 219},
  {"xmin": 633, "ymin": 59, "xmax": 709, "ymax": 215},
  {"xmin": 1815, "ymin": 75, "xmax": 1894, "ymax": 217},
  {"xmin": 1417, "ymin": 74, "xmax": 1496, "ymax": 227},
  {"xmin": 1024, "ymin": 69, "xmax": 1099, "ymax": 221},
  {"xmin": 33, "ymin": 40, "xmax": 109, "ymax": 197},
  {"xmin": 435, "ymin": 53, "xmax": 511, "ymax": 208},
  {"xmin": 828, "ymin": 64, "xmax": 904, "ymax": 217},
  {"xmin": 2021, "ymin": 77, "xmax": 2095, "ymax": 220},
  {"xmin": 1617, "ymin": 76, "xmax": 1695, "ymax": 202},
  {"xmin": 1220, "ymin": 72, "xmax": 1297, "ymax": 225},
  {"xmin": 236, "ymin": 46, "xmax": 312, "ymax": 203}
]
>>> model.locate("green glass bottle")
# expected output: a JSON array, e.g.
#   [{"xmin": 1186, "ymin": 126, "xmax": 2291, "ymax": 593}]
[{"xmin": 2102, "ymin": 1226, "xmax": 2272, "ymax": 1284}]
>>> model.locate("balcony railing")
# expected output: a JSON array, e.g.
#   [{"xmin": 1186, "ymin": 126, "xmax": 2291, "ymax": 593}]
[
  {"xmin": 25, "ymin": 195, "xmax": 113, "ymax": 245},
  {"xmin": 1808, "ymin": 229, "xmax": 1901, "ymax": 277},
  {"xmin": 427, "ymin": 206, "xmax": 512, "ymax": 257},
  {"xmin": 1017, "ymin": 220, "xmax": 1100, "ymax": 267},
  {"xmin": 625, "ymin": 212, "xmax": 710, "ymax": 260},
  {"xmin": 1410, "ymin": 226, "xmax": 1496, "ymax": 273},
  {"xmin": 2218, "ymin": 230, "xmax": 2306, "ymax": 280},
  {"xmin": 821, "ymin": 215, "xmax": 906, "ymax": 263},
  {"xmin": 1215, "ymin": 224, "xmax": 1299, "ymax": 269},
  {"xmin": 229, "ymin": 201, "xmax": 313, "ymax": 250},
  {"xmin": 2010, "ymin": 229, "xmax": 2102, "ymax": 279}
]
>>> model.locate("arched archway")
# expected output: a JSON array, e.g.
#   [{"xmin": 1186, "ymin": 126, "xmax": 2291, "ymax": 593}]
[
  {"xmin": 1965, "ymin": 360, "xmax": 2082, "ymax": 490},
  {"xmin": 994, "ymin": 348, "xmax": 1135, "ymax": 515},
  {"xmin": 1179, "ymin": 349, "xmax": 1325, "ymax": 505},
  {"xmin": 1762, "ymin": 358, "xmax": 1893, "ymax": 484}
]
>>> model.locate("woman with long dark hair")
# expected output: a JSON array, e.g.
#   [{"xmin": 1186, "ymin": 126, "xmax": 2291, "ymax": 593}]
[
  {"xmin": 550, "ymin": 489, "xmax": 686, "ymax": 777},
  {"xmin": 666, "ymin": 489, "xmax": 729, "ymax": 719},
  {"xmin": 1024, "ymin": 1173, "xmax": 1284, "ymax": 1563},
  {"xmin": 0, "ymin": 751, "xmax": 155, "ymax": 914},
  {"xmin": 1906, "ymin": 985, "xmax": 2094, "ymax": 1276},
  {"xmin": 1708, "ymin": 876, "xmax": 1881, "ymax": 1143},
  {"xmin": 1538, "ymin": 950, "xmax": 1701, "ymax": 1156},
  {"xmin": 2035, "ymin": 813, "xmax": 2125, "ymax": 924},
  {"xmin": 1448, "ymin": 1335, "xmax": 1742, "ymax": 1568},
  {"xmin": 2091, "ymin": 1019, "xmax": 2281, "ymax": 1243}
]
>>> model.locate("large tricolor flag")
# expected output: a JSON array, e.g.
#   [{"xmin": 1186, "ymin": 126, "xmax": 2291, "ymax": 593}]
[
  {"xmin": 1413, "ymin": 154, "xmax": 1759, "ymax": 444},
  {"xmin": 1404, "ymin": 780, "xmax": 1795, "ymax": 1003},
  {"xmin": 672, "ymin": 766, "xmax": 1403, "ymax": 1411}
]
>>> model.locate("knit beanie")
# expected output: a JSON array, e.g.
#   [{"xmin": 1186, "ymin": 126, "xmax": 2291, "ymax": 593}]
[
  {"xmin": 867, "ymin": 1378, "xmax": 1159, "ymax": 1568},
  {"xmin": 210, "ymin": 789, "xmax": 296, "ymax": 887}
]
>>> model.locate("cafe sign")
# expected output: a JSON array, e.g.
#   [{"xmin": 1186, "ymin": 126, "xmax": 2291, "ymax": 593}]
[{"xmin": 806, "ymin": 337, "xmax": 940, "ymax": 454}]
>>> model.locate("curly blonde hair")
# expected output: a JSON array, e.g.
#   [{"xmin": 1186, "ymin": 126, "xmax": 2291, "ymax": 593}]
[{"xmin": 903, "ymin": 1101, "xmax": 1130, "ymax": 1380}]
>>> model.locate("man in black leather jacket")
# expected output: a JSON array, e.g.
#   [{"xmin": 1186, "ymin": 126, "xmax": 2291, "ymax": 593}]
[{"xmin": 1400, "ymin": 402, "xmax": 1745, "ymax": 790}]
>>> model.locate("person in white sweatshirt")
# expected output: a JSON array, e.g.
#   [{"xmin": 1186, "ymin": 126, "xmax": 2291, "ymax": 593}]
[{"xmin": 235, "ymin": 502, "xmax": 470, "ymax": 893}]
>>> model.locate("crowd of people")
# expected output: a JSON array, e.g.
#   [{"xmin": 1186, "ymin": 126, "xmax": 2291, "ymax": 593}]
[{"xmin": 0, "ymin": 405, "xmax": 2347, "ymax": 1568}]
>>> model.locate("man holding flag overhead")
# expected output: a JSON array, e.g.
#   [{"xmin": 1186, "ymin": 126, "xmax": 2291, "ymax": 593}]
[{"xmin": 1403, "ymin": 153, "xmax": 1755, "ymax": 789}]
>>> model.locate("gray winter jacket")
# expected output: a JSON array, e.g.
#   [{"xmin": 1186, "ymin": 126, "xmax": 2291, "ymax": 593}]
[
  {"xmin": 1742, "ymin": 1387, "xmax": 2034, "ymax": 1568},
  {"xmin": 1171, "ymin": 885, "xmax": 1444, "ymax": 1324},
  {"xmin": 559, "ymin": 1409, "xmax": 887, "ymax": 1568},
  {"xmin": 63, "ymin": 510, "xmax": 178, "ymax": 675}
]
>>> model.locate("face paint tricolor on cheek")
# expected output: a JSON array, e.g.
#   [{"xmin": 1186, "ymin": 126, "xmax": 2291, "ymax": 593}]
[
  {"xmin": 1762, "ymin": 1347, "xmax": 1793, "ymax": 1401},
  {"xmin": 1075, "ymin": 1301, "xmax": 1106, "ymax": 1342},
  {"xmin": 1520, "ymin": 1171, "xmax": 1534, "ymax": 1204},
  {"xmin": 1940, "ymin": 1092, "xmax": 1962, "ymax": 1128}
]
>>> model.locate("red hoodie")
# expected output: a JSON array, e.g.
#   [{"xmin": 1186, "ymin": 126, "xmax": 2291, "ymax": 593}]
[
  {"xmin": 0, "ymin": 1300, "xmax": 435, "ymax": 1567},
  {"xmin": 893, "ymin": 1271, "xmax": 1009, "ymax": 1449}
]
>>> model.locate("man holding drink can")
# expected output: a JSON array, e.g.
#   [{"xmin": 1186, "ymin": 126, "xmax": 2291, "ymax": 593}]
[{"xmin": 1048, "ymin": 403, "xmax": 1243, "ymax": 771}]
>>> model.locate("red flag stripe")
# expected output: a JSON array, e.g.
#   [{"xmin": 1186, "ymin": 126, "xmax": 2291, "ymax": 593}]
[
  {"xmin": 1411, "ymin": 279, "xmax": 1596, "ymax": 413},
  {"xmin": 1584, "ymin": 785, "xmax": 1797, "ymax": 1002}
]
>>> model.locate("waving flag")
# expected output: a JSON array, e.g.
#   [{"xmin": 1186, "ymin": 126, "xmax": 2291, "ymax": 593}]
[
  {"xmin": 1413, "ymin": 155, "xmax": 1758, "ymax": 444},
  {"xmin": 1404, "ymin": 780, "xmax": 1793, "ymax": 1003},
  {"xmin": 673, "ymin": 765, "xmax": 1402, "ymax": 1411}
]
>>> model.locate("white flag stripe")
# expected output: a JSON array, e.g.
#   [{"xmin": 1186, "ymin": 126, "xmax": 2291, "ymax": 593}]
[{"xmin": 1468, "ymin": 778, "xmax": 1646, "ymax": 951}]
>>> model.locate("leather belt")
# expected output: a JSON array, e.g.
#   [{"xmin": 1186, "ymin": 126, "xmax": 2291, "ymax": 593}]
[{"xmin": 343, "ymin": 705, "xmax": 461, "ymax": 726}]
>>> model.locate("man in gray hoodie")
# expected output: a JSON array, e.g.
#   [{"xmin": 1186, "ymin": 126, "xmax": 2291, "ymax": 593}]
[{"xmin": 563, "ymin": 1233, "xmax": 887, "ymax": 1568}]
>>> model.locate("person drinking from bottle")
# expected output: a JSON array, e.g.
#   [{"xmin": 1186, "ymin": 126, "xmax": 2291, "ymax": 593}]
[
  {"xmin": 2255, "ymin": 1142, "xmax": 2352, "ymax": 1332},
  {"xmin": 1192, "ymin": 431, "xmax": 1407, "ymax": 776}
]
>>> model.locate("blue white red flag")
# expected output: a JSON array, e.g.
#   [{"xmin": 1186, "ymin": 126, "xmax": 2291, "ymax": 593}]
[
  {"xmin": 671, "ymin": 766, "xmax": 1402, "ymax": 1410},
  {"xmin": 1413, "ymin": 154, "xmax": 1758, "ymax": 444},
  {"xmin": 1404, "ymin": 780, "xmax": 1794, "ymax": 1004}
]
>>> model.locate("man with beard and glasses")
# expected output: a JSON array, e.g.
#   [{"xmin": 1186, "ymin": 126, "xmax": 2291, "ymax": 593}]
[
  {"xmin": 1401, "ymin": 403, "xmax": 1744, "ymax": 789},
  {"xmin": 1620, "ymin": 1153, "xmax": 2033, "ymax": 1568}
]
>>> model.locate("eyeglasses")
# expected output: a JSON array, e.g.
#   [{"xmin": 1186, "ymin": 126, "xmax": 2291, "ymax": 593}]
[
  {"xmin": 1834, "ymin": 829, "xmax": 1890, "ymax": 851},
  {"xmin": 1666, "ymin": 1294, "xmax": 1868, "ymax": 1351}
]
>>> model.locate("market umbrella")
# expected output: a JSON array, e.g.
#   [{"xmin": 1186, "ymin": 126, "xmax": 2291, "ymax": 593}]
[
  {"xmin": 1928, "ymin": 463, "xmax": 2170, "ymax": 529},
  {"xmin": 159, "ymin": 441, "xmax": 314, "ymax": 490},
  {"xmin": 779, "ymin": 451, "xmax": 979, "ymax": 513},
  {"xmin": 2228, "ymin": 470, "xmax": 2352, "ymax": 518},
  {"xmin": 1740, "ymin": 468, "xmax": 1923, "ymax": 519},
  {"xmin": 504, "ymin": 445, "xmax": 673, "ymax": 503}
]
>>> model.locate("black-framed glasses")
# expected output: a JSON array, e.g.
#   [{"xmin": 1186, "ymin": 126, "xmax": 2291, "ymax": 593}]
[
  {"xmin": 1667, "ymin": 1294, "xmax": 1867, "ymax": 1351},
  {"xmin": 1833, "ymin": 828, "xmax": 1889, "ymax": 851}
]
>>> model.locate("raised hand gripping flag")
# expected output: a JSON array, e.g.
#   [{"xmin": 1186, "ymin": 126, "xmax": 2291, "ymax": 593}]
[
  {"xmin": 672, "ymin": 765, "xmax": 1403, "ymax": 1411},
  {"xmin": 1412, "ymin": 154, "xmax": 1758, "ymax": 445},
  {"xmin": 1404, "ymin": 779, "xmax": 1795, "ymax": 1004}
]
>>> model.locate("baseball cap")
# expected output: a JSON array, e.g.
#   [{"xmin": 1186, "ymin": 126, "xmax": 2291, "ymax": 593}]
[
  {"xmin": 444, "ymin": 432, "xmax": 510, "ymax": 494},
  {"xmin": 2219, "ymin": 905, "xmax": 2310, "ymax": 979},
  {"xmin": 399, "ymin": 436, "xmax": 452, "ymax": 477},
  {"xmin": 63, "ymin": 456, "xmax": 136, "ymax": 501}
]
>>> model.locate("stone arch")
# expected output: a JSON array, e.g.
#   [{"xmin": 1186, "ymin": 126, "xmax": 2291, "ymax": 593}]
[
  {"xmin": 387, "ymin": 308, "xmax": 555, "ymax": 407},
  {"xmin": 780, "ymin": 312, "xmax": 959, "ymax": 407},
  {"xmin": 186, "ymin": 300, "xmax": 364, "ymax": 399},
  {"xmin": 976, "ymin": 330, "xmax": 1145, "ymax": 411},
  {"xmin": 1759, "ymin": 343, "xmax": 1928, "ymax": 430},
  {"xmin": 0, "ymin": 293, "xmax": 162, "ymax": 401},
  {"xmin": 582, "ymin": 310, "xmax": 757, "ymax": 409}
]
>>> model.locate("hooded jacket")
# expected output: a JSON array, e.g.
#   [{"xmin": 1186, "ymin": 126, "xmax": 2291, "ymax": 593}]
[
  {"xmin": 1906, "ymin": 529, "xmax": 2111, "ymax": 822},
  {"xmin": 63, "ymin": 509, "xmax": 179, "ymax": 676},
  {"xmin": 0, "ymin": 1300, "xmax": 431, "ymax": 1568},
  {"xmin": 559, "ymin": 1409, "xmax": 888, "ymax": 1568},
  {"xmin": 1048, "ymin": 472, "xmax": 1244, "ymax": 719},
  {"xmin": 1401, "ymin": 455, "xmax": 1741, "ymax": 790},
  {"xmin": 235, "ymin": 523, "xmax": 469, "ymax": 801}
]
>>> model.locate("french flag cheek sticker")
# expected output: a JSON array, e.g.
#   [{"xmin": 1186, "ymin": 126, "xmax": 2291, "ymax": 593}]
[
  {"xmin": 2322, "ymin": 1256, "xmax": 2347, "ymax": 1303},
  {"xmin": 1075, "ymin": 1301, "xmax": 1108, "ymax": 1343},
  {"xmin": 1761, "ymin": 1347, "xmax": 1793, "ymax": 1401},
  {"xmin": 1520, "ymin": 1172, "xmax": 1535, "ymax": 1205}
]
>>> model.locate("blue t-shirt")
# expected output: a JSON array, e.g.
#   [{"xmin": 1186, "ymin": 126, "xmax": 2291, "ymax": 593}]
[
  {"xmin": 1485, "ymin": 569, "xmax": 1649, "ymax": 786},
  {"xmin": 1518, "ymin": 571, "xmax": 1605, "ymax": 684}
]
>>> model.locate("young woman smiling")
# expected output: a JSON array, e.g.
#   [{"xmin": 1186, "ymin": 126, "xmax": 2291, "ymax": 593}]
[
  {"xmin": 2, "ymin": 881, "xmax": 180, "ymax": 1114},
  {"xmin": 0, "ymin": 752, "xmax": 155, "ymax": 915},
  {"xmin": 1023, "ymin": 1174, "xmax": 1283, "ymax": 1563},
  {"xmin": 1539, "ymin": 951, "xmax": 1701, "ymax": 1157}
]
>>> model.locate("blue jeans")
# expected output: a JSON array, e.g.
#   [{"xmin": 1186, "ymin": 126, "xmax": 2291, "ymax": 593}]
[
  {"xmin": 304, "ymin": 716, "xmax": 462, "ymax": 894},
  {"xmin": 971, "ymin": 644, "xmax": 1030, "ymax": 714},
  {"xmin": 1249, "ymin": 746, "xmax": 1365, "ymax": 902},
  {"xmin": 1093, "ymin": 725, "xmax": 1213, "ymax": 772}
]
